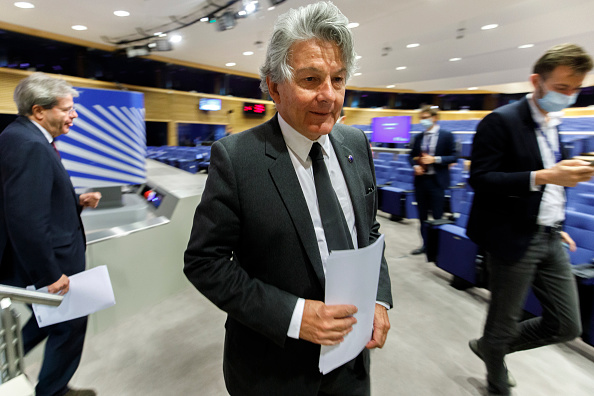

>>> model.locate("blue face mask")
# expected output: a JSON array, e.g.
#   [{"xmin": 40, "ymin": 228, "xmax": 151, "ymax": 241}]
[
  {"xmin": 537, "ymin": 84, "xmax": 578, "ymax": 113},
  {"xmin": 420, "ymin": 119, "xmax": 434, "ymax": 129}
]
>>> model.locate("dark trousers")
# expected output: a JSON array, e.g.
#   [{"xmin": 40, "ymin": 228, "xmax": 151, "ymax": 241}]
[
  {"xmin": 414, "ymin": 174, "xmax": 445, "ymax": 246},
  {"xmin": 478, "ymin": 230, "xmax": 581, "ymax": 394},
  {"xmin": 22, "ymin": 312, "xmax": 88, "ymax": 396},
  {"xmin": 318, "ymin": 349, "xmax": 370, "ymax": 396}
]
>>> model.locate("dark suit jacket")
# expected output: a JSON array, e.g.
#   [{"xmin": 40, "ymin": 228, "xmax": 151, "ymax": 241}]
[
  {"xmin": 184, "ymin": 115, "xmax": 392, "ymax": 396},
  {"xmin": 466, "ymin": 97, "xmax": 564, "ymax": 261},
  {"xmin": 0, "ymin": 117, "xmax": 86, "ymax": 289},
  {"xmin": 409, "ymin": 128, "xmax": 457, "ymax": 189}
]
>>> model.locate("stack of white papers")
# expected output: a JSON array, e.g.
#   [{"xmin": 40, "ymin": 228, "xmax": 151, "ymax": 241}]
[
  {"xmin": 28, "ymin": 265, "xmax": 116, "ymax": 328},
  {"xmin": 319, "ymin": 234, "xmax": 385, "ymax": 374}
]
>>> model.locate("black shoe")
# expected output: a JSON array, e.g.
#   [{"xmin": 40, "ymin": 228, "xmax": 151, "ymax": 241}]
[
  {"xmin": 411, "ymin": 247, "xmax": 426, "ymax": 255},
  {"xmin": 469, "ymin": 339, "xmax": 516, "ymax": 388},
  {"xmin": 487, "ymin": 383, "xmax": 511, "ymax": 396},
  {"xmin": 64, "ymin": 388, "xmax": 97, "ymax": 396}
]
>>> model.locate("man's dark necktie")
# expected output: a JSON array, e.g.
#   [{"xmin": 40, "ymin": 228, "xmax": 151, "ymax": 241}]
[
  {"xmin": 309, "ymin": 142, "xmax": 354, "ymax": 252},
  {"xmin": 51, "ymin": 141, "xmax": 60, "ymax": 158}
]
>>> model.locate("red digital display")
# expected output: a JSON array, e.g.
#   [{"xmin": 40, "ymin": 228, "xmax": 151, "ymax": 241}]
[{"xmin": 243, "ymin": 102, "xmax": 266, "ymax": 115}]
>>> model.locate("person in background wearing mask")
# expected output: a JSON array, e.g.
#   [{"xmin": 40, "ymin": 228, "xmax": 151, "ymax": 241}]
[
  {"xmin": 408, "ymin": 105, "xmax": 457, "ymax": 255},
  {"xmin": 467, "ymin": 43, "xmax": 594, "ymax": 395}
]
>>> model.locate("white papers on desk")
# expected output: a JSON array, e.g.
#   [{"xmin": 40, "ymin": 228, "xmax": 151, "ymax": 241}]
[
  {"xmin": 319, "ymin": 234, "xmax": 385, "ymax": 375},
  {"xmin": 28, "ymin": 265, "xmax": 116, "ymax": 328}
]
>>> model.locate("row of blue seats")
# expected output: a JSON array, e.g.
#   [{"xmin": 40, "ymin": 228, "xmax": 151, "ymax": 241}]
[
  {"xmin": 362, "ymin": 117, "xmax": 593, "ymax": 136},
  {"xmin": 377, "ymin": 134, "xmax": 594, "ymax": 159},
  {"xmin": 375, "ymin": 153, "xmax": 468, "ymax": 219},
  {"xmin": 429, "ymin": 184, "xmax": 594, "ymax": 347},
  {"xmin": 147, "ymin": 146, "xmax": 211, "ymax": 174}
]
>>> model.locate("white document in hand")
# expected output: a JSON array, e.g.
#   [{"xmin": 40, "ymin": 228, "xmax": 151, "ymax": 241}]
[
  {"xmin": 29, "ymin": 265, "xmax": 116, "ymax": 328},
  {"xmin": 319, "ymin": 234, "xmax": 385, "ymax": 375}
]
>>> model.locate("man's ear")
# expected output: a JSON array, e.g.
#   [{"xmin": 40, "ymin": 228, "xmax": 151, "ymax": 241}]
[
  {"xmin": 529, "ymin": 74, "xmax": 540, "ymax": 92},
  {"xmin": 267, "ymin": 76, "xmax": 281, "ymax": 104},
  {"xmin": 31, "ymin": 104, "xmax": 45, "ymax": 121}
]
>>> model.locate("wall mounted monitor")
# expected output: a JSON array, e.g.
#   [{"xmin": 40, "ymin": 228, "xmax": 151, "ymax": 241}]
[
  {"xmin": 370, "ymin": 116, "xmax": 412, "ymax": 143},
  {"xmin": 199, "ymin": 98, "xmax": 222, "ymax": 111}
]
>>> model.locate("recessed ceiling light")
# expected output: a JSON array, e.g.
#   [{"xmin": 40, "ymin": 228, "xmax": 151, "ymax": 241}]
[
  {"xmin": 114, "ymin": 10, "xmax": 130, "ymax": 17},
  {"xmin": 14, "ymin": 2, "xmax": 34, "ymax": 8},
  {"xmin": 71, "ymin": 25, "xmax": 88, "ymax": 31},
  {"xmin": 386, "ymin": 85, "xmax": 396, "ymax": 88},
  {"xmin": 406, "ymin": 43, "xmax": 420, "ymax": 48},
  {"xmin": 347, "ymin": 22, "xmax": 360, "ymax": 29},
  {"xmin": 169, "ymin": 35, "xmax": 182, "ymax": 43},
  {"xmin": 396, "ymin": 66, "xmax": 407, "ymax": 70},
  {"xmin": 226, "ymin": 62, "xmax": 236, "ymax": 67},
  {"xmin": 449, "ymin": 57, "xmax": 462, "ymax": 62},
  {"xmin": 243, "ymin": 51, "xmax": 254, "ymax": 56},
  {"xmin": 481, "ymin": 24, "xmax": 499, "ymax": 30},
  {"xmin": 354, "ymin": 72, "xmax": 362, "ymax": 76},
  {"xmin": 518, "ymin": 44, "xmax": 534, "ymax": 49},
  {"xmin": 200, "ymin": 17, "xmax": 209, "ymax": 22},
  {"xmin": 468, "ymin": 87, "xmax": 478, "ymax": 90}
]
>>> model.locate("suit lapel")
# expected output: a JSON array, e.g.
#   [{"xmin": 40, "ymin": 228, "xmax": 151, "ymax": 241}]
[
  {"xmin": 265, "ymin": 117, "xmax": 326, "ymax": 288},
  {"xmin": 518, "ymin": 98, "xmax": 544, "ymax": 169},
  {"xmin": 330, "ymin": 128, "xmax": 369, "ymax": 248}
]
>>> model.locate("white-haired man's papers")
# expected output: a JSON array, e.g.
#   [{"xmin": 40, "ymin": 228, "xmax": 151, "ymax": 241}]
[
  {"xmin": 319, "ymin": 234, "xmax": 385, "ymax": 375},
  {"xmin": 28, "ymin": 265, "xmax": 115, "ymax": 327}
]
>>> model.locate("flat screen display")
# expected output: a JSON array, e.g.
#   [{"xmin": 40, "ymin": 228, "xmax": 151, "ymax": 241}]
[
  {"xmin": 199, "ymin": 98, "xmax": 222, "ymax": 111},
  {"xmin": 371, "ymin": 116, "xmax": 411, "ymax": 143}
]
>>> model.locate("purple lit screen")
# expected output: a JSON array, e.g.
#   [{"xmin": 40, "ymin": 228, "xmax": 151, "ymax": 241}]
[{"xmin": 371, "ymin": 116, "xmax": 411, "ymax": 143}]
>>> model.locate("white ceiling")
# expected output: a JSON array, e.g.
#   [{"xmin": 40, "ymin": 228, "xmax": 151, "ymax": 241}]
[{"xmin": 2, "ymin": 0, "xmax": 594, "ymax": 93}]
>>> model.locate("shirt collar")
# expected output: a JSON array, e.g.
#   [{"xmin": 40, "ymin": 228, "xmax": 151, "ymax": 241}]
[
  {"xmin": 425, "ymin": 124, "xmax": 440, "ymax": 135},
  {"xmin": 278, "ymin": 113, "xmax": 331, "ymax": 162},
  {"xmin": 29, "ymin": 119, "xmax": 54, "ymax": 143}
]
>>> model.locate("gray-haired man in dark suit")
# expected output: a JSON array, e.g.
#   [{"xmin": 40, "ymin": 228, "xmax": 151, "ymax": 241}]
[{"xmin": 184, "ymin": 2, "xmax": 392, "ymax": 395}]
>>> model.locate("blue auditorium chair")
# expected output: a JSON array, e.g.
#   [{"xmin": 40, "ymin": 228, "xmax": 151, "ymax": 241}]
[
  {"xmin": 398, "ymin": 153, "xmax": 410, "ymax": 164},
  {"xmin": 566, "ymin": 192, "xmax": 594, "ymax": 215},
  {"xmin": 564, "ymin": 210, "xmax": 594, "ymax": 346},
  {"xmin": 435, "ymin": 192, "xmax": 479, "ymax": 286},
  {"xmin": 374, "ymin": 164, "xmax": 393, "ymax": 186},
  {"xmin": 564, "ymin": 210, "xmax": 594, "ymax": 265},
  {"xmin": 378, "ymin": 167, "xmax": 416, "ymax": 218},
  {"xmin": 460, "ymin": 141, "xmax": 473, "ymax": 158},
  {"xmin": 378, "ymin": 152, "xmax": 394, "ymax": 162}
]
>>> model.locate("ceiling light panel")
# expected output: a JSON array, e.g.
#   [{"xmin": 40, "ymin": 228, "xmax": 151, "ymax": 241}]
[
  {"xmin": 14, "ymin": 2, "xmax": 35, "ymax": 9},
  {"xmin": 481, "ymin": 24, "xmax": 499, "ymax": 30}
]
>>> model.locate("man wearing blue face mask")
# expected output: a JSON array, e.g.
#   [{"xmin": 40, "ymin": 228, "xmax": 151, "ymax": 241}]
[
  {"xmin": 409, "ymin": 105, "xmax": 457, "ymax": 255},
  {"xmin": 467, "ymin": 43, "xmax": 594, "ymax": 395}
]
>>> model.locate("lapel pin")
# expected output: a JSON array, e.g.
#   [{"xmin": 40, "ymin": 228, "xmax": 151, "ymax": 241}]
[{"xmin": 348, "ymin": 155, "xmax": 353, "ymax": 163}]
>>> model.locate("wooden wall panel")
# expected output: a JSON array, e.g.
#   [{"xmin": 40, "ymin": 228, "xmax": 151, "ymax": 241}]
[{"xmin": 2, "ymin": 68, "xmax": 592, "ymax": 140}]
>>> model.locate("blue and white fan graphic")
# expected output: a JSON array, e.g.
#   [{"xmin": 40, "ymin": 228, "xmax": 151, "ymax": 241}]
[{"xmin": 55, "ymin": 87, "xmax": 146, "ymax": 188}]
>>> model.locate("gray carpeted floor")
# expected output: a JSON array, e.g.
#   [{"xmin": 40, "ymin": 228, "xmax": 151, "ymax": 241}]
[{"xmin": 26, "ymin": 213, "xmax": 594, "ymax": 395}]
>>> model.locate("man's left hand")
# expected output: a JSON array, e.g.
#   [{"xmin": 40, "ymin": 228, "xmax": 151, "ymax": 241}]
[
  {"xmin": 560, "ymin": 231, "xmax": 577, "ymax": 252},
  {"xmin": 366, "ymin": 304, "xmax": 390, "ymax": 349},
  {"xmin": 79, "ymin": 192, "xmax": 102, "ymax": 208}
]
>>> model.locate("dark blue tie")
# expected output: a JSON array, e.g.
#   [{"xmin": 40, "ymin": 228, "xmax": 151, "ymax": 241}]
[{"xmin": 309, "ymin": 142, "xmax": 354, "ymax": 252}]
